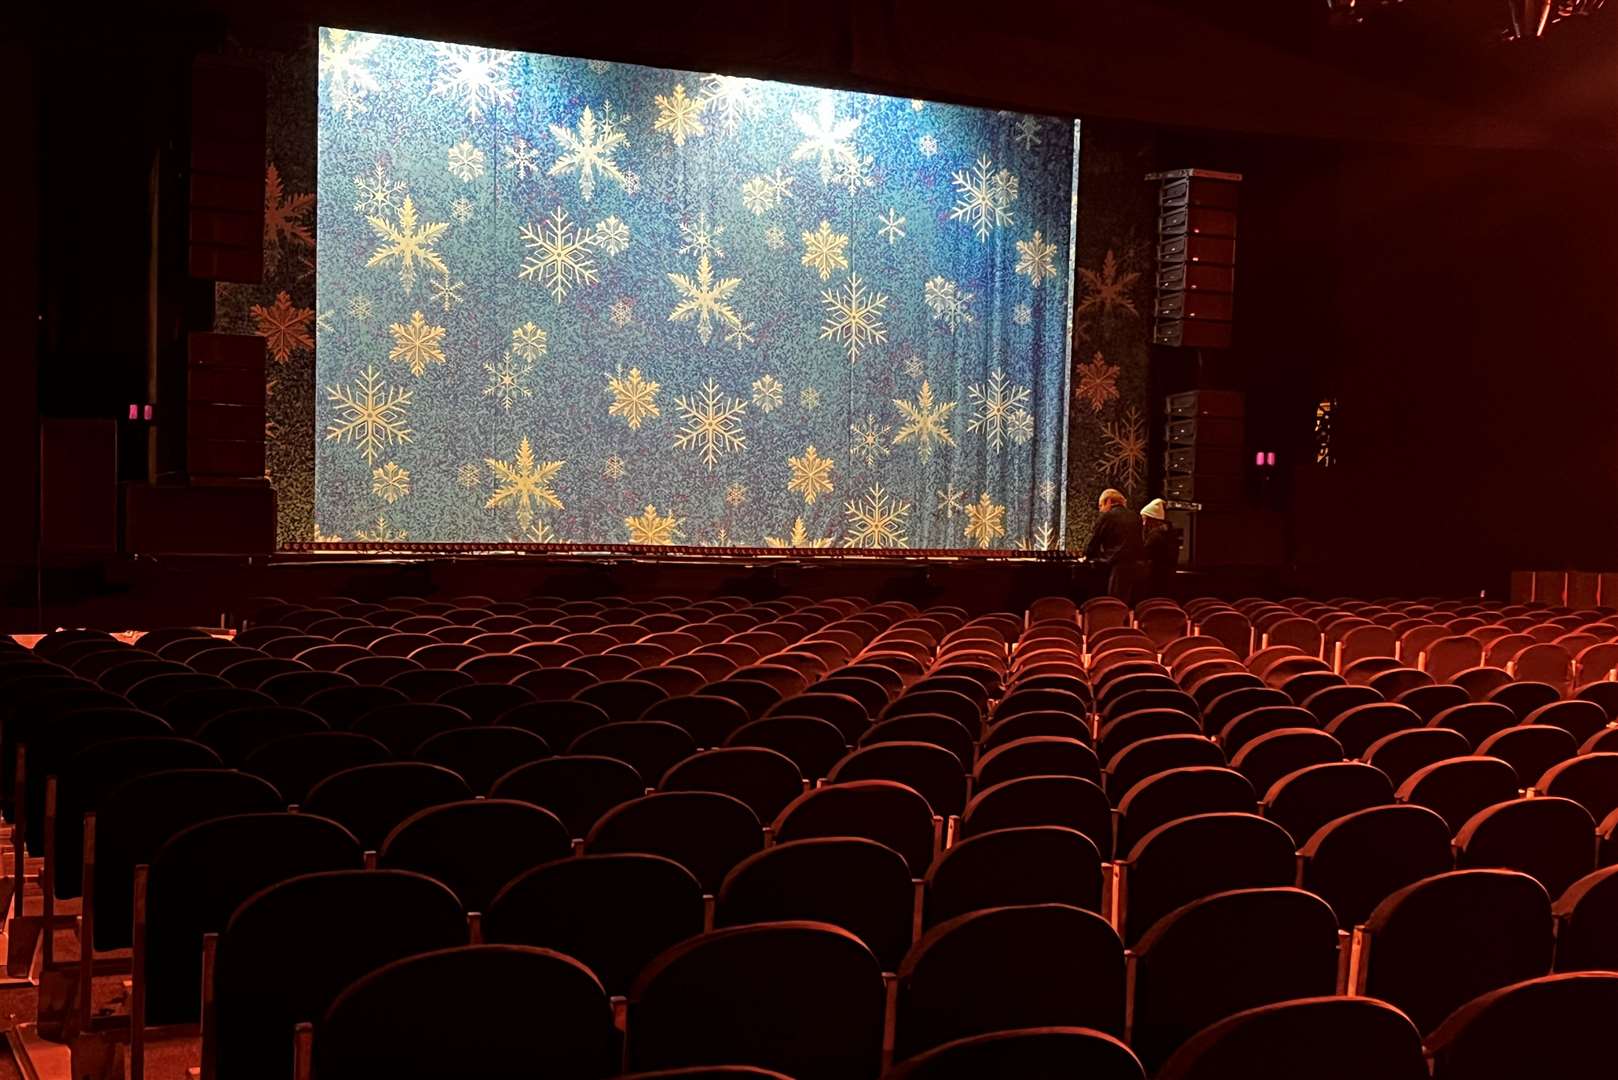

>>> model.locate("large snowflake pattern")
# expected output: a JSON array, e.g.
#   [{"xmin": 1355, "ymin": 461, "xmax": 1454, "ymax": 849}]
[
  {"xmin": 326, "ymin": 365, "xmax": 412, "ymax": 465},
  {"xmin": 1099, "ymin": 405, "xmax": 1148, "ymax": 491},
  {"xmin": 251, "ymin": 291, "xmax": 314, "ymax": 364},
  {"xmin": 366, "ymin": 196, "xmax": 449, "ymax": 293},
  {"xmin": 765, "ymin": 517, "xmax": 835, "ymax": 549},
  {"xmin": 801, "ymin": 219, "xmax": 849, "ymax": 281},
  {"xmin": 429, "ymin": 43, "xmax": 516, "ymax": 121},
  {"xmin": 849, "ymin": 412, "xmax": 891, "ymax": 469},
  {"xmin": 653, "ymin": 83, "xmax": 707, "ymax": 146},
  {"xmin": 549, "ymin": 103, "xmax": 629, "ymax": 201},
  {"xmin": 387, "ymin": 310, "xmax": 447, "ymax": 377},
  {"xmin": 923, "ymin": 276, "xmax": 974, "ymax": 333},
  {"xmin": 843, "ymin": 484, "xmax": 910, "ymax": 549},
  {"xmin": 893, "ymin": 381, "xmax": 958, "ymax": 462},
  {"xmin": 483, "ymin": 351, "xmax": 533, "ymax": 410},
  {"xmin": 626, "ymin": 504, "xmax": 681, "ymax": 545},
  {"xmin": 792, "ymin": 95, "xmax": 860, "ymax": 183},
  {"xmin": 319, "ymin": 28, "xmax": 381, "ymax": 119},
  {"xmin": 1076, "ymin": 249, "xmax": 1141, "ymax": 321},
  {"xmin": 606, "ymin": 365, "xmax": 661, "ymax": 429},
  {"xmin": 673, "ymin": 379, "xmax": 748, "ymax": 470},
  {"xmin": 519, "ymin": 207, "xmax": 600, "ymax": 302},
  {"xmin": 968, "ymin": 369, "xmax": 1033, "ymax": 452},
  {"xmin": 950, "ymin": 154, "xmax": 1019, "ymax": 241},
  {"xmin": 484, "ymin": 436, "xmax": 565, "ymax": 533},
  {"xmin": 668, "ymin": 254, "xmax": 743, "ymax": 344},
  {"xmin": 354, "ymin": 161, "xmax": 406, "ymax": 216},
  {"xmin": 677, "ymin": 212, "xmax": 726, "ymax": 260},
  {"xmin": 964, "ymin": 492, "xmax": 1008, "ymax": 548},
  {"xmin": 1074, "ymin": 352, "xmax": 1121, "ymax": 413},
  {"xmin": 700, "ymin": 74, "xmax": 763, "ymax": 135},
  {"xmin": 820, "ymin": 273, "xmax": 888, "ymax": 364},
  {"xmin": 788, "ymin": 445, "xmax": 835, "ymax": 505},
  {"xmin": 1015, "ymin": 229, "xmax": 1059, "ymax": 287}
]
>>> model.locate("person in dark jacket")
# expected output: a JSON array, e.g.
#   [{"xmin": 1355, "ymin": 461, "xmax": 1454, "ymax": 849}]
[
  {"xmin": 1084, "ymin": 488, "xmax": 1143, "ymax": 600},
  {"xmin": 1139, "ymin": 498, "xmax": 1183, "ymax": 599}
]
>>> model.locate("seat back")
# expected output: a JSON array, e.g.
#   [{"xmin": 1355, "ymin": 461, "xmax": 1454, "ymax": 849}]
[
  {"xmin": 1298, "ymin": 803, "xmax": 1454, "ymax": 929},
  {"xmin": 489, "ymin": 754, "xmax": 644, "ymax": 839},
  {"xmin": 959, "ymin": 775, "xmax": 1111, "ymax": 855},
  {"xmin": 1453, "ymin": 796, "xmax": 1597, "ymax": 898},
  {"xmin": 628, "ymin": 921, "xmax": 886, "ymax": 1080},
  {"xmin": 485, "ymin": 853, "xmax": 704, "ymax": 996},
  {"xmin": 1121, "ymin": 812, "xmax": 1296, "ymax": 944},
  {"xmin": 1426, "ymin": 971, "xmax": 1618, "ymax": 1080},
  {"xmin": 1359, "ymin": 869, "xmax": 1554, "ymax": 1034},
  {"xmin": 378, "ymin": 799, "xmax": 571, "ymax": 912},
  {"xmin": 1363, "ymin": 727, "xmax": 1472, "ymax": 790},
  {"xmin": 831, "ymin": 741, "xmax": 967, "ymax": 818},
  {"xmin": 1396, "ymin": 755, "xmax": 1522, "ymax": 832},
  {"xmin": 895, "ymin": 903, "xmax": 1125, "ymax": 1061},
  {"xmin": 1155, "ymin": 997, "xmax": 1428, "ymax": 1080},
  {"xmin": 1475, "ymin": 725, "xmax": 1577, "ymax": 788},
  {"xmin": 1116, "ymin": 767, "xmax": 1256, "ymax": 856},
  {"xmin": 923, "ymin": 825, "xmax": 1102, "ymax": 929},
  {"xmin": 303, "ymin": 762, "xmax": 471, "ymax": 850},
  {"xmin": 773, "ymin": 780, "xmax": 936, "ymax": 875},
  {"xmin": 587, "ymin": 790, "xmax": 763, "ymax": 892}
]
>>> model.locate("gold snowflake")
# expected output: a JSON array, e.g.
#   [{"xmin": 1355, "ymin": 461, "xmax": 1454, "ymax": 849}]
[
  {"xmin": 610, "ymin": 298, "xmax": 634, "ymax": 327},
  {"xmin": 549, "ymin": 103, "xmax": 629, "ymax": 201},
  {"xmin": 519, "ymin": 206, "xmax": 600, "ymax": 303},
  {"xmin": 700, "ymin": 74, "xmax": 763, "ymax": 135},
  {"xmin": 457, "ymin": 463, "xmax": 482, "ymax": 489},
  {"xmin": 964, "ymin": 492, "xmax": 1008, "ymax": 548},
  {"xmin": 626, "ymin": 504, "xmax": 681, "ymax": 545},
  {"xmin": 366, "ymin": 196, "xmax": 449, "ymax": 293},
  {"xmin": 751, "ymin": 374, "xmax": 784, "ymax": 413},
  {"xmin": 312, "ymin": 521, "xmax": 342, "ymax": 543},
  {"xmin": 251, "ymin": 291, "xmax": 314, "ymax": 364},
  {"xmin": 320, "ymin": 28, "xmax": 381, "ymax": 119},
  {"xmin": 653, "ymin": 83, "xmax": 707, "ymax": 146},
  {"xmin": 1076, "ymin": 249, "xmax": 1140, "ymax": 320},
  {"xmin": 843, "ymin": 484, "xmax": 910, "ymax": 549},
  {"xmin": 387, "ymin": 311, "xmax": 447, "ymax": 377},
  {"xmin": 668, "ymin": 254, "xmax": 743, "ymax": 344},
  {"xmin": 446, "ymin": 140, "xmax": 485, "ymax": 181},
  {"xmin": 1074, "ymin": 352, "xmax": 1120, "ymax": 413},
  {"xmin": 893, "ymin": 380, "xmax": 959, "ymax": 462},
  {"xmin": 355, "ymin": 514, "xmax": 407, "ymax": 543},
  {"xmin": 850, "ymin": 413, "xmax": 891, "ymax": 469},
  {"xmin": 801, "ymin": 219, "xmax": 849, "ymax": 281},
  {"xmin": 791, "ymin": 95, "xmax": 860, "ymax": 182},
  {"xmin": 485, "ymin": 437, "xmax": 565, "ymax": 532},
  {"xmin": 511, "ymin": 322, "xmax": 549, "ymax": 361},
  {"xmin": 800, "ymin": 387, "xmax": 821, "ymax": 411},
  {"xmin": 429, "ymin": 270, "xmax": 466, "ymax": 312},
  {"xmin": 950, "ymin": 154, "xmax": 1019, "ymax": 241},
  {"xmin": 603, "ymin": 454, "xmax": 626, "ymax": 481},
  {"xmin": 765, "ymin": 517, "xmax": 835, "ymax": 548},
  {"xmin": 522, "ymin": 520, "xmax": 565, "ymax": 544},
  {"xmin": 726, "ymin": 482, "xmax": 748, "ymax": 507},
  {"xmin": 1015, "ymin": 229, "xmax": 1058, "ymax": 287},
  {"xmin": 788, "ymin": 445, "xmax": 835, "ymax": 505},
  {"xmin": 820, "ymin": 273, "xmax": 888, "ymax": 365},
  {"xmin": 347, "ymin": 295, "xmax": 373, "ymax": 320},
  {"xmin": 673, "ymin": 379, "xmax": 747, "ymax": 470},
  {"xmin": 1099, "ymin": 405, "xmax": 1148, "ymax": 491},
  {"xmin": 483, "ymin": 351, "xmax": 533, "ymax": 410},
  {"xmin": 606, "ymin": 366, "xmax": 661, "ymax": 429},
  {"xmin": 263, "ymin": 164, "xmax": 313, "ymax": 272},
  {"xmin": 968, "ymin": 369, "xmax": 1033, "ymax": 452},
  {"xmin": 326, "ymin": 365, "xmax": 412, "ymax": 465},
  {"xmin": 371, "ymin": 461, "xmax": 411, "ymax": 504}
]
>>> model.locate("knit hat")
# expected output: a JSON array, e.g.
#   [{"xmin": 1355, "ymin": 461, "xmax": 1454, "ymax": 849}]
[{"xmin": 1140, "ymin": 498, "xmax": 1167, "ymax": 520}]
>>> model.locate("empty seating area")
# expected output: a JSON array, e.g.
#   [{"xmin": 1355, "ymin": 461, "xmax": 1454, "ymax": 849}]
[{"xmin": 5, "ymin": 589, "xmax": 1618, "ymax": 1077}]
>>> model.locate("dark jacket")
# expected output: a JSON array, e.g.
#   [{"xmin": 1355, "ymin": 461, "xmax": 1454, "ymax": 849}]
[
  {"xmin": 1084, "ymin": 505, "xmax": 1143, "ymax": 566},
  {"xmin": 1143, "ymin": 521, "xmax": 1183, "ymax": 574}
]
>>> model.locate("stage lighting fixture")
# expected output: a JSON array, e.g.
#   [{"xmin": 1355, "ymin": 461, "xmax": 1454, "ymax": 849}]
[{"xmin": 1501, "ymin": 0, "xmax": 1607, "ymax": 40}]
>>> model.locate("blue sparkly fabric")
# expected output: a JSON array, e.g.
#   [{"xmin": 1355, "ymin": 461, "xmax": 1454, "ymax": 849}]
[{"xmin": 315, "ymin": 28, "xmax": 1078, "ymax": 549}]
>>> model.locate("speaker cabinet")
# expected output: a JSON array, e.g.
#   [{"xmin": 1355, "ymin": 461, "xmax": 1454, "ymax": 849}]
[
  {"xmin": 1148, "ymin": 169, "xmax": 1241, "ymax": 349},
  {"xmin": 189, "ymin": 58, "xmax": 265, "ymax": 283}
]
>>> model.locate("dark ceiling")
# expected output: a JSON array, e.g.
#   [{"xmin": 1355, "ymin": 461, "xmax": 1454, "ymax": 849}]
[{"xmin": 65, "ymin": 1, "xmax": 1618, "ymax": 150}]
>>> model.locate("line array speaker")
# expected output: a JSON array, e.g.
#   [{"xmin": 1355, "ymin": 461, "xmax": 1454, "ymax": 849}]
[{"xmin": 1147, "ymin": 169, "xmax": 1241, "ymax": 349}]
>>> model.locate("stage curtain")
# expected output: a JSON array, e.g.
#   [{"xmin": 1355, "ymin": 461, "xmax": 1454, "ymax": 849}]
[{"xmin": 315, "ymin": 28, "xmax": 1078, "ymax": 549}]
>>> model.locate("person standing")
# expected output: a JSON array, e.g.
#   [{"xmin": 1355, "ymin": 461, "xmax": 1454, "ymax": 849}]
[
  {"xmin": 1139, "ymin": 498, "xmax": 1183, "ymax": 599},
  {"xmin": 1084, "ymin": 488, "xmax": 1143, "ymax": 600}
]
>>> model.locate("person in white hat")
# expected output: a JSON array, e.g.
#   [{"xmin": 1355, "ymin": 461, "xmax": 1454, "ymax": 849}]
[{"xmin": 1139, "ymin": 498, "xmax": 1183, "ymax": 598}]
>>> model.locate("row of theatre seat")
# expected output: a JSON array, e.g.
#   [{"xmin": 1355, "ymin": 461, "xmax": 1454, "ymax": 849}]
[{"xmin": 4, "ymin": 589, "xmax": 1618, "ymax": 1079}]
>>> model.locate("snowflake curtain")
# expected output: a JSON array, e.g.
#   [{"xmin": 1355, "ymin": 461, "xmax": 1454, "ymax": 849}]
[{"xmin": 315, "ymin": 28, "xmax": 1078, "ymax": 549}]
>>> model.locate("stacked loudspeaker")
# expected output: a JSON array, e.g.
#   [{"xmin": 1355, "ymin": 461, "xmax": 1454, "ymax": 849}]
[
  {"xmin": 1149, "ymin": 169, "xmax": 1240, "ymax": 349},
  {"xmin": 1164, "ymin": 390, "xmax": 1245, "ymax": 508}
]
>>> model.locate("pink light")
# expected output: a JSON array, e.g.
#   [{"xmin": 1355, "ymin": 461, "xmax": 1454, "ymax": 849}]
[
  {"xmin": 1254, "ymin": 451, "xmax": 1265, "ymax": 466},
  {"xmin": 144, "ymin": 405, "xmax": 154, "ymax": 421},
  {"xmin": 1266, "ymin": 452, "xmax": 1276, "ymax": 466},
  {"xmin": 128, "ymin": 404, "xmax": 138, "ymax": 420}
]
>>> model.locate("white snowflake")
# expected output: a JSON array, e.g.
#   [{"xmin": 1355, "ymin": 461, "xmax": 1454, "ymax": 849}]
[
  {"xmin": 1040, "ymin": 479, "xmax": 1057, "ymax": 504},
  {"xmin": 751, "ymin": 374, "xmax": 784, "ymax": 413},
  {"xmin": 968, "ymin": 369, "xmax": 1033, "ymax": 452},
  {"xmin": 677, "ymin": 211, "xmax": 726, "ymax": 260},
  {"xmin": 763, "ymin": 225, "xmax": 787, "ymax": 250},
  {"xmin": 937, "ymin": 483, "xmax": 965, "ymax": 518},
  {"xmin": 667, "ymin": 254, "xmax": 744, "ymax": 344},
  {"xmin": 446, "ymin": 140, "xmax": 485, "ymax": 181},
  {"xmin": 673, "ymin": 379, "xmax": 748, "ymax": 470},
  {"xmin": 910, "ymin": 98, "xmax": 926, "ymax": 112},
  {"xmin": 918, "ymin": 134, "xmax": 939, "ymax": 157},
  {"xmin": 820, "ymin": 273, "xmax": 889, "ymax": 365},
  {"xmin": 429, "ymin": 43, "xmax": 516, "ymax": 121},
  {"xmin": 587, "ymin": 59, "xmax": 612, "ymax": 75},
  {"xmin": 483, "ymin": 350, "xmax": 533, "ymax": 410},
  {"xmin": 950, "ymin": 154, "xmax": 1019, "ymax": 241},
  {"xmin": 828, "ymin": 152, "xmax": 877, "ymax": 196},
  {"xmin": 1014, "ymin": 115, "xmax": 1043, "ymax": 151},
  {"xmin": 549, "ymin": 102, "xmax": 630, "ymax": 202},
  {"xmin": 843, "ymin": 484, "xmax": 910, "ymax": 549},
  {"xmin": 1013, "ymin": 302, "xmax": 1032, "ymax": 326},
  {"xmin": 923, "ymin": 276, "xmax": 975, "ymax": 333},
  {"xmin": 902, "ymin": 354, "xmax": 924, "ymax": 379},
  {"xmin": 428, "ymin": 269, "xmax": 466, "ymax": 312},
  {"xmin": 450, "ymin": 197, "xmax": 474, "ymax": 225},
  {"xmin": 1015, "ymin": 229, "xmax": 1059, "ymax": 287},
  {"xmin": 725, "ymin": 321, "xmax": 757, "ymax": 350},
  {"xmin": 315, "ymin": 310, "xmax": 334, "ymax": 335},
  {"xmin": 594, "ymin": 216, "xmax": 631, "ymax": 256},
  {"xmin": 877, "ymin": 208, "xmax": 906, "ymax": 244},
  {"xmin": 740, "ymin": 168, "xmax": 795, "ymax": 215},
  {"xmin": 504, "ymin": 137, "xmax": 541, "ymax": 179},
  {"xmin": 700, "ymin": 73, "xmax": 764, "ymax": 135},
  {"xmin": 603, "ymin": 454, "xmax": 626, "ymax": 481},
  {"xmin": 353, "ymin": 161, "xmax": 405, "ymax": 215},
  {"xmin": 1017, "ymin": 523, "xmax": 1056, "ymax": 551},
  {"xmin": 791, "ymin": 95, "xmax": 861, "ymax": 182},
  {"xmin": 850, "ymin": 412, "xmax": 891, "ymax": 469},
  {"xmin": 347, "ymin": 295, "xmax": 373, "ymax": 321},
  {"xmin": 518, "ymin": 207, "xmax": 600, "ymax": 302},
  {"xmin": 1008, "ymin": 408, "xmax": 1035, "ymax": 446},
  {"xmin": 610, "ymin": 298, "xmax": 634, "ymax": 327},
  {"xmin": 800, "ymin": 386, "xmax": 821, "ymax": 410},
  {"xmin": 319, "ymin": 28, "xmax": 381, "ymax": 120},
  {"xmin": 725, "ymin": 482, "xmax": 748, "ymax": 507}
]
